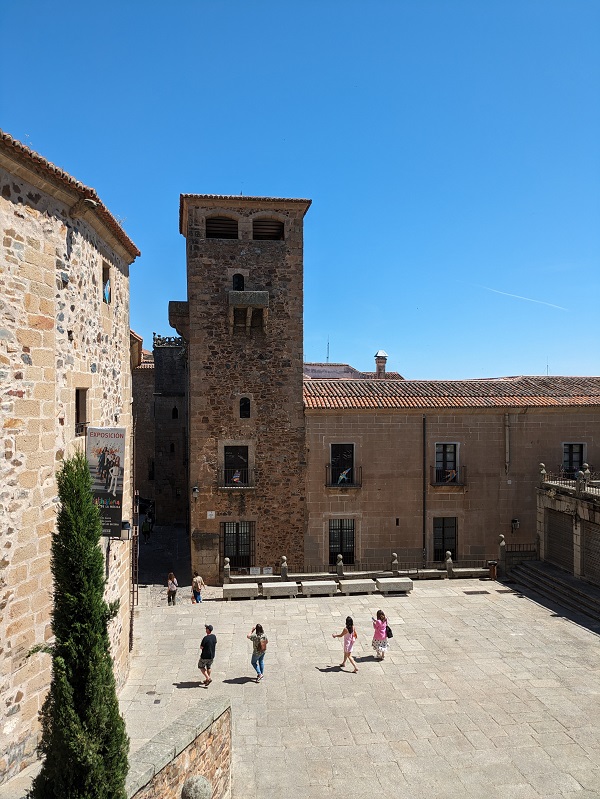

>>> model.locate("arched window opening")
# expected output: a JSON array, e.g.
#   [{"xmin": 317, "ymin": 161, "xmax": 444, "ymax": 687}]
[
  {"xmin": 232, "ymin": 274, "xmax": 244, "ymax": 291},
  {"xmin": 252, "ymin": 219, "xmax": 284, "ymax": 241},
  {"xmin": 240, "ymin": 397, "xmax": 251, "ymax": 419},
  {"xmin": 172, "ymin": 406, "xmax": 179, "ymax": 419},
  {"xmin": 206, "ymin": 216, "xmax": 238, "ymax": 239}
]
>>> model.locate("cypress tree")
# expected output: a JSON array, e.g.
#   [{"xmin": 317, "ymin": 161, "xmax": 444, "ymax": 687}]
[{"xmin": 29, "ymin": 451, "xmax": 129, "ymax": 798}]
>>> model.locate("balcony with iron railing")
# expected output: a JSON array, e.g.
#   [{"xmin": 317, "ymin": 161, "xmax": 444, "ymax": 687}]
[
  {"xmin": 218, "ymin": 467, "xmax": 256, "ymax": 489},
  {"xmin": 539, "ymin": 462, "xmax": 600, "ymax": 500},
  {"xmin": 325, "ymin": 465, "xmax": 362, "ymax": 488},
  {"xmin": 430, "ymin": 465, "xmax": 467, "ymax": 486}
]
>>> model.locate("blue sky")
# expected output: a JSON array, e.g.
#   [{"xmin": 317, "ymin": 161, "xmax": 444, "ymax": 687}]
[{"xmin": 2, "ymin": 1, "xmax": 598, "ymax": 379}]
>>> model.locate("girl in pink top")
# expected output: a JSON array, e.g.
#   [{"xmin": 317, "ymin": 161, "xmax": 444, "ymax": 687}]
[
  {"xmin": 332, "ymin": 615, "xmax": 358, "ymax": 672},
  {"xmin": 371, "ymin": 609, "xmax": 388, "ymax": 660}
]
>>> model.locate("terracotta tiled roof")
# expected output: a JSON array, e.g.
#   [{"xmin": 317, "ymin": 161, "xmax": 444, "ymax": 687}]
[
  {"xmin": 0, "ymin": 130, "xmax": 140, "ymax": 260},
  {"xmin": 303, "ymin": 376, "xmax": 600, "ymax": 410},
  {"xmin": 180, "ymin": 193, "xmax": 312, "ymax": 204}
]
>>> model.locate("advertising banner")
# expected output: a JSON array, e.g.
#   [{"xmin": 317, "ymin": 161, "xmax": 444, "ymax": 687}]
[{"xmin": 86, "ymin": 427, "xmax": 126, "ymax": 537}]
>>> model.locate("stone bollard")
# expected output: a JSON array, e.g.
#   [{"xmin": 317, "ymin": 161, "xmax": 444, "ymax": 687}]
[
  {"xmin": 539, "ymin": 462, "xmax": 547, "ymax": 484},
  {"xmin": 280, "ymin": 555, "xmax": 288, "ymax": 581},
  {"xmin": 445, "ymin": 551, "xmax": 454, "ymax": 579},
  {"xmin": 223, "ymin": 557, "xmax": 231, "ymax": 584},
  {"xmin": 182, "ymin": 775, "xmax": 212, "ymax": 799},
  {"xmin": 391, "ymin": 552, "xmax": 399, "ymax": 576},
  {"xmin": 336, "ymin": 554, "xmax": 344, "ymax": 577},
  {"xmin": 498, "ymin": 534, "xmax": 506, "ymax": 579}
]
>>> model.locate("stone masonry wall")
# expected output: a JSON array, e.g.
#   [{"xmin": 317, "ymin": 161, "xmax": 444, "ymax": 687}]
[
  {"xmin": 127, "ymin": 704, "xmax": 231, "ymax": 799},
  {"xmin": 0, "ymin": 165, "xmax": 134, "ymax": 782},
  {"xmin": 179, "ymin": 200, "xmax": 308, "ymax": 582},
  {"xmin": 305, "ymin": 406, "xmax": 599, "ymax": 567},
  {"xmin": 133, "ymin": 363, "xmax": 156, "ymax": 505}
]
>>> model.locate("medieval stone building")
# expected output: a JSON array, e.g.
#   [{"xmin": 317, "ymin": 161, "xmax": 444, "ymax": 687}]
[
  {"xmin": 168, "ymin": 195, "xmax": 311, "ymax": 582},
  {"xmin": 0, "ymin": 131, "xmax": 139, "ymax": 782},
  {"xmin": 134, "ymin": 192, "xmax": 600, "ymax": 587}
]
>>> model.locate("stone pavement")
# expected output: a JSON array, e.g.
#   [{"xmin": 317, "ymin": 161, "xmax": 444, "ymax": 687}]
[{"xmin": 121, "ymin": 579, "xmax": 600, "ymax": 799}]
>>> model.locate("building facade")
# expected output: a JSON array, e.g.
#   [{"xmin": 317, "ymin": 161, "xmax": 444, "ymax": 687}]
[
  {"xmin": 0, "ymin": 131, "xmax": 139, "ymax": 782},
  {"xmin": 169, "ymin": 196, "xmax": 311, "ymax": 582},
  {"xmin": 304, "ymin": 375, "xmax": 600, "ymax": 569}
]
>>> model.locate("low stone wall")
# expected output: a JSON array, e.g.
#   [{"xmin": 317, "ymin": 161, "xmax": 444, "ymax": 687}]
[{"xmin": 127, "ymin": 697, "xmax": 231, "ymax": 799}]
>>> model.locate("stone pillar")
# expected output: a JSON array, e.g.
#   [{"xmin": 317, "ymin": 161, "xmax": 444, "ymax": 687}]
[
  {"xmin": 498, "ymin": 534, "xmax": 506, "ymax": 579},
  {"xmin": 336, "ymin": 554, "xmax": 344, "ymax": 577},
  {"xmin": 391, "ymin": 552, "xmax": 399, "ymax": 576},
  {"xmin": 280, "ymin": 555, "xmax": 288, "ymax": 581},
  {"xmin": 223, "ymin": 557, "xmax": 231, "ymax": 584},
  {"xmin": 445, "ymin": 551, "xmax": 454, "ymax": 579}
]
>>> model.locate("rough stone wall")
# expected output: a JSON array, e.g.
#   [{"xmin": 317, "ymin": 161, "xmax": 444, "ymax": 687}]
[
  {"xmin": 129, "ymin": 708, "xmax": 231, "ymax": 799},
  {"xmin": 177, "ymin": 200, "xmax": 308, "ymax": 582},
  {"xmin": 0, "ymin": 166, "xmax": 134, "ymax": 782},
  {"xmin": 305, "ymin": 407, "xmax": 600, "ymax": 567},
  {"xmin": 133, "ymin": 363, "xmax": 156, "ymax": 504},
  {"xmin": 153, "ymin": 342, "xmax": 187, "ymax": 525}
]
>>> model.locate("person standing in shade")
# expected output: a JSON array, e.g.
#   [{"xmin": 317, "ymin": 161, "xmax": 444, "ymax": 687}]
[
  {"xmin": 192, "ymin": 571, "xmax": 206, "ymax": 603},
  {"xmin": 247, "ymin": 624, "xmax": 268, "ymax": 682},
  {"xmin": 141, "ymin": 517, "xmax": 151, "ymax": 544},
  {"xmin": 332, "ymin": 615, "xmax": 358, "ymax": 672},
  {"xmin": 371, "ymin": 609, "xmax": 389, "ymax": 660},
  {"xmin": 198, "ymin": 624, "xmax": 217, "ymax": 686},
  {"xmin": 167, "ymin": 572, "xmax": 178, "ymax": 606}
]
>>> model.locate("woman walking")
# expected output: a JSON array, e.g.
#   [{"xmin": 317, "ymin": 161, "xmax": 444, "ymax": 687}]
[
  {"xmin": 192, "ymin": 571, "xmax": 206, "ymax": 603},
  {"xmin": 371, "ymin": 609, "xmax": 389, "ymax": 660},
  {"xmin": 167, "ymin": 572, "xmax": 178, "ymax": 606},
  {"xmin": 247, "ymin": 624, "xmax": 268, "ymax": 682},
  {"xmin": 332, "ymin": 615, "xmax": 358, "ymax": 672}
]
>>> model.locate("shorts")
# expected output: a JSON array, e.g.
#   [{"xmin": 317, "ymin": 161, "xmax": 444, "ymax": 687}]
[{"xmin": 198, "ymin": 658, "xmax": 213, "ymax": 669}]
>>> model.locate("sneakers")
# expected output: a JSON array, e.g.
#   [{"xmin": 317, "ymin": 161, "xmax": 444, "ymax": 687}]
[{"xmin": 256, "ymin": 674, "xmax": 263, "ymax": 682}]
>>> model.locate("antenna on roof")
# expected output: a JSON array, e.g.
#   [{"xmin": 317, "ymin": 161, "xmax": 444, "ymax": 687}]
[
  {"xmin": 326, "ymin": 337, "xmax": 329, "ymax": 363},
  {"xmin": 546, "ymin": 357, "xmax": 549, "ymax": 376}
]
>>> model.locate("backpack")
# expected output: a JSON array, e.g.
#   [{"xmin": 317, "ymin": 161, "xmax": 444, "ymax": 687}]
[{"xmin": 260, "ymin": 636, "xmax": 268, "ymax": 652}]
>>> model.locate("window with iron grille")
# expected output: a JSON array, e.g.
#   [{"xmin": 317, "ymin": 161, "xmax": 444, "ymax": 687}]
[
  {"xmin": 221, "ymin": 521, "xmax": 255, "ymax": 568},
  {"xmin": 433, "ymin": 517, "xmax": 457, "ymax": 561},
  {"xmin": 435, "ymin": 443, "xmax": 458, "ymax": 483},
  {"xmin": 329, "ymin": 518, "xmax": 355, "ymax": 565},
  {"xmin": 330, "ymin": 443, "xmax": 354, "ymax": 485},
  {"xmin": 224, "ymin": 445, "xmax": 249, "ymax": 485},
  {"xmin": 563, "ymin": 443, "xmax": 584, "ymax": 476}
]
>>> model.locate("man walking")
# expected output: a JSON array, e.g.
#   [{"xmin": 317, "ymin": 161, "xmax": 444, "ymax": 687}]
[{"xmin": 198, "ymin": 624, "xmax": 217, "ymax": 687}]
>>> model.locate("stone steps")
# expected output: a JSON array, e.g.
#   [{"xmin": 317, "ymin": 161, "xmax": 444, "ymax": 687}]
[{"xmin": 509, "ymin": 560, "xmax": 600, "ymax": 624}]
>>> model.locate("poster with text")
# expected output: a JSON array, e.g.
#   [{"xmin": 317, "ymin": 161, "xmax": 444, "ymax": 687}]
[{"xmin": 86, "ymin": 427, "xmax": 126, "ymax": 537}]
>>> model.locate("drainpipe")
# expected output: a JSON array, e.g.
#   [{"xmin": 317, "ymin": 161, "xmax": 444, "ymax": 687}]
[
  {"xmin": 422, "ymin": 415, "xmax": 427, "ymax": 564},
  {"xmin": 504, "ymin": 413, "xmax": 510, "ymax": 475}
]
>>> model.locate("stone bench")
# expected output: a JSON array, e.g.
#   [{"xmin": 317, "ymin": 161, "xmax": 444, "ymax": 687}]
[
  {"xmin": 223, "ymin": 583, "xmax": 259, "ymax": 601},
  {"xmin": 300, "ymin": 580, "xmax": 338, "ymax": 597},
  {"xmin": 262, "ymin": 581, "xmax": 299, "ymax": 599},
  {"xmin": 375, "ymin": 577, "xmax": 414, "ymax": 595},
  {"xmin": 338, "ymin": 579, "xmax": 377, "ymax": 595},
  {"xmin": 451, "ymin": 567, "xmax": 490, "ymax": 579}
]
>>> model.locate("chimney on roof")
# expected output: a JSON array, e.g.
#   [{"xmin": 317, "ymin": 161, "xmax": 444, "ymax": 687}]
[{"xmin": 375, "ymin": 350, "xmax": 388, "ymax": 379}]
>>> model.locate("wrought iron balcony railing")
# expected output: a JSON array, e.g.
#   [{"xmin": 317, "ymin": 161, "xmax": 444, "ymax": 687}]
[
  {"xmin": 218, "ymin": 467, "xmax": 256, "ymax": 489},
  {"xmin": 430, "ymin": 465, "xmax": 467, "ymax": 486},
  {"xmin": 325, "ymin": 465, "xmax": 362, "ymax": 488}
]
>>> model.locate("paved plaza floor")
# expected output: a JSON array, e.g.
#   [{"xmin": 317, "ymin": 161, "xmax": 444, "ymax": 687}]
[{"xmin": 121, "ymin": 578, "xmax": 600, "ymax": 799}]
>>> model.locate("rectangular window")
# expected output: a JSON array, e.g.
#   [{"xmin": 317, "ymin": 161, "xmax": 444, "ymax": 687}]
[
  {"xmin": 102, "ymin": 262, "xmax": 111, "ymax": 304},
  {"xmin": 435, "ymin": 443, "xmax": 458, "ymax": 483},
  {"xmin": 75, "ymin": 388, "xmax": 88, "ymax": 436},
  {"xmin": 433, "ymin": 517, "xmax": 457, "ymax": 561},
  {"xmin": 221, "ymin": 521, "xmax": 255, "ymax": 568},
  {"xmin": 563, "ymin": 444, "xmax": 584, "ymax": 477},
  {"xmin": 329, "ymin": 518, "xmax": 355, "ymax": 565},
  {"xmin": 330, "ymin": 443, "xmax": 354, "ymax": 485},
  {"xmin": 224, "ymin": 445, "xmax": 249, "ymax": 485}
]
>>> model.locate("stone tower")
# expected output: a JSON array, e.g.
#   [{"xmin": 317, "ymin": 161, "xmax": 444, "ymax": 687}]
[{"xmin": 170, "ymin": 195, "xmax": 311, "ymax": 582}]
